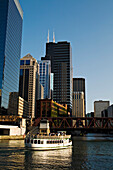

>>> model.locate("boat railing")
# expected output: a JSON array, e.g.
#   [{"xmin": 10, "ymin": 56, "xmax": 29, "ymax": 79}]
[{"xmin": 26, "ymin": 134, "xmax": 71, "ymax": 140}]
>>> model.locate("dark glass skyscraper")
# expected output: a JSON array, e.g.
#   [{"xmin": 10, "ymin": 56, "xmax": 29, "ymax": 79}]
[
  {"xmin": 0, "ymin": 0, "xmax": 23, "ymax": 114},
  {"xmin": 42, "ymin": 41, "xmax": 72, "ymax": 114},
  {"xmin": 73, "ymin": 78, "xmax": 85, "ymax": 95}
]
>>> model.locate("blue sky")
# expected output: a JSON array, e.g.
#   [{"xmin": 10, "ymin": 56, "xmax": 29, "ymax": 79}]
[{"xmin": 19, "ymin": 0, "xmax": 113, "ymax": 113}]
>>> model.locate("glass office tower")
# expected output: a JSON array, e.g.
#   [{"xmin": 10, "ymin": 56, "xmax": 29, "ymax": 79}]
[
  {"xmin": 0, "ymin": 0, "xmax": 23, "ymax": 114},
  {"xmin": 37, "ymin": 60, "xmax": 51, "ymax": 99}
]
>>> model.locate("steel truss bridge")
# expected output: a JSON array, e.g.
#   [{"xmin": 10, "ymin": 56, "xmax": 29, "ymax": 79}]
[{"xmin": 34, "ymin": 117, "xmax": 113, "ymax": 133}]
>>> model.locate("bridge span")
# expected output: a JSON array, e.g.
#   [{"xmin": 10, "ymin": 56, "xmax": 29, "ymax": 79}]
[{"xmin": 34, "ymin": 117, "xmax": 113, "ymax": 133}]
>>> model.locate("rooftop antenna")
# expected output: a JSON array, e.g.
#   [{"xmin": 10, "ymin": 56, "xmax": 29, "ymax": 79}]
[
  {"xmin": 47, "ymin": 30, "xmax": 49, "ymax": 43},
  {"xmin": 53, "ymin": 31, "xmax": 55, "ymax": 43}
]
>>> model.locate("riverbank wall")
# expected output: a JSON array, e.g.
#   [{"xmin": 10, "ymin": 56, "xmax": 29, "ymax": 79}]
[{"xmin": 0, "ymin": 135, "xmax": 25, "ymax": 140}]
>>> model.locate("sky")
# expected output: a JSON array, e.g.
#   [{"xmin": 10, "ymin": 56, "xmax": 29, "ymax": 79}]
[{"xmin": 19, "ymin": 0, "xmax": 113, "ymax": 113}]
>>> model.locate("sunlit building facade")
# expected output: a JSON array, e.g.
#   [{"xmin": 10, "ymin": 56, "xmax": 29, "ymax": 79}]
[
  {"xmin": 8, "ymin": 92, "xmax": 29, "ymax": 118},
  {"xmin": 36, "ymin": 99, "xmax": 68, "ymax": 118},
  {"xmin": 19, "ymin": 54, "xmax": 39, "ymax": 119},
  {"xmin": 73, "ymin": 78, "xmax": 86, "ymax": 116},
  {"xmin": 72, "ymin": 92, "xmax": 85, "ymax": 117}
]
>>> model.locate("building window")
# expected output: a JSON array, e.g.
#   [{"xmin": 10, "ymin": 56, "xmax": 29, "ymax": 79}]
[
  {"xmin": 26, "ymin": 60, "xmax": 30, "ymax": 65},
  {"xmin": 20, "ymin": 69, "xmax": 23, "ymax": 76},
  {"xmin": 20, "ymin": 60, "xmax": 24, "ymax": 65}
]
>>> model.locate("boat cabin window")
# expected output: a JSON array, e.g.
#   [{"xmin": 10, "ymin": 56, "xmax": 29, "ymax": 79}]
[
  {"xmin": 31, "ymin": 140, "xmax": 33, "ymax": 144},
  {"xmin": 46, "ymin": 140, "xmax": 63, "ymax": 144},
  {"xmin": 46, "ymin": 140, "xmax": 64, "ymax": 144},
  {"xmin": 34, "ymin": 140, "xmax": 37, "ymax": 144},
  {"xmin": 38, "ymin": 140, "xmax": 40, "ymax": 144},
  {"xmin": 41, "ymin": 141, "xmax": 43, "ymax": 144}
]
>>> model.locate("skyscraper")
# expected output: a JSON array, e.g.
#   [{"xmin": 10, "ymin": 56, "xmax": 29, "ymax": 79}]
[
  {"xmin": 73, "ymin": 78, "xmax": 85, "ymax": 95},
  {"xmin": 42, "ymin": 41, "xmax": 72, "ymax": 114},
  {"xmin": 37, "ymin": 60, "xmax": 51, "ymax": 99},
  {"xmin": 94, "ymin": 100, "xmax": 110, "ymax": 117},
  {"xmin": 19, "ymin": 54, "xmax": 39, "ymax": 119},
  {"xmin": 72, "ymin": 92, "xmax": 85, "ymax": 117},
  {"xmin": 0, "ymin": 0, "xmax": 23, "ymax": 115},
  {"xmin": 72, "ymin": 78, "xmax": 86, "ymax": 117}
]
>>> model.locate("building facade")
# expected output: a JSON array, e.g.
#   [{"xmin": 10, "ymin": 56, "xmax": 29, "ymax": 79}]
[
  {"xmin": 8, "ymin": 92, "xmax": 29, "ymax": 118},
  {"xmin": 107, "ymin": 105, "xmax": 113, "ymax": 117},
  {"xmin": 41, "ymin": 41, "xmax": 72, "ymax": 114},
  {"xmin": 101, "ymin": 109, "xmax": 108, "ymax": 117},
  {"xmin": 73, "ymin": 78, "xmax": 85, "ymax": 93},
  {"xmin": 39, "ymin": 84, "xmax": 44, "ymax": 100},
  {"xmin": 94, "ymin": 100, "xmax": 110, "ymax": 117},
  {"xmin": 37, "ymin": 60, "xmax": 51, "ymax": 99},
  {"xmin": 101, "ymin": 104, "xmax": 113, "ymax": 117},
  {"xmin": 36, "ymin": 99, "xmax": 68, "ymax": 118},
  {"xmin": 0, "ymin": 0, "xmax": 23, "ymax": 115},
  {"xmin": 19, "ymin": 54, "xmax": 39, "ymax": 119},
  {"xmin": 72, "ymin": 92, "xmax": 85, "ymax": 117},
  {"xmin": 72, "ymin": 78, "xmax": 86, "ymax": 116}
]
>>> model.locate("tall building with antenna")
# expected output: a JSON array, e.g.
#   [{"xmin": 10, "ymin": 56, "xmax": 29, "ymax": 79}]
[
  {"xmin": 53, "ymin": 32, "xmax": 55, "ymax": 43},
  {"xmin": 47, "ymin": 30, "xmax": 49, "ymax": 43},
  {"xmin": 41, "ymin": 32, "xmax": 72, "ymax": 114}
]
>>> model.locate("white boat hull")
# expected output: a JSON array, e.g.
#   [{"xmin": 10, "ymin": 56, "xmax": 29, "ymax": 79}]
[
  {"xmin": 25, "ymin": 134, "xmax": 72, "ymax": 151},
  {"xmin": 25, "ymin": 141, "xmax": 72, "ymax": 150}
]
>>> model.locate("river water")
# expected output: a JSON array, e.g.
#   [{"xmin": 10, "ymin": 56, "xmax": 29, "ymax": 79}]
[{"xmin": 0, "ymin": 136, "xmax": 113, "ymax": 169}]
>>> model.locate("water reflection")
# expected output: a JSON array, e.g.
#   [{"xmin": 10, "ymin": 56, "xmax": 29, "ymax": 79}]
[
  {"xmin": 0, "ymin": 140, "xmax": 24, "ymax": 150},
  {"xmin": 72, "ymin": 136, "xmax": 113, "ymax": 170},
  {"xmin": 24, "ymin": 148, "xmax": 72, "ymax": 170},
  {"xmin": 0, "ymin": 138, "xmax": 113, "ymax": 169},
  {"xmin": 72, "ymin": 138, "xmax": 89, "ymax": 170},
  {"xmin": 0, "ymin": 140, "xmax": 25, "ymax": 169}
]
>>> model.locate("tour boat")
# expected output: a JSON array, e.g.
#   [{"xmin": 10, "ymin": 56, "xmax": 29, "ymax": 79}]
[
  {"xmin": 25, "ymin": 119, "xmax": 72, "ymax": 150},
  {"xmin": 25, "ymin": 133, "xmax": 72, "ymax": 150}
]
